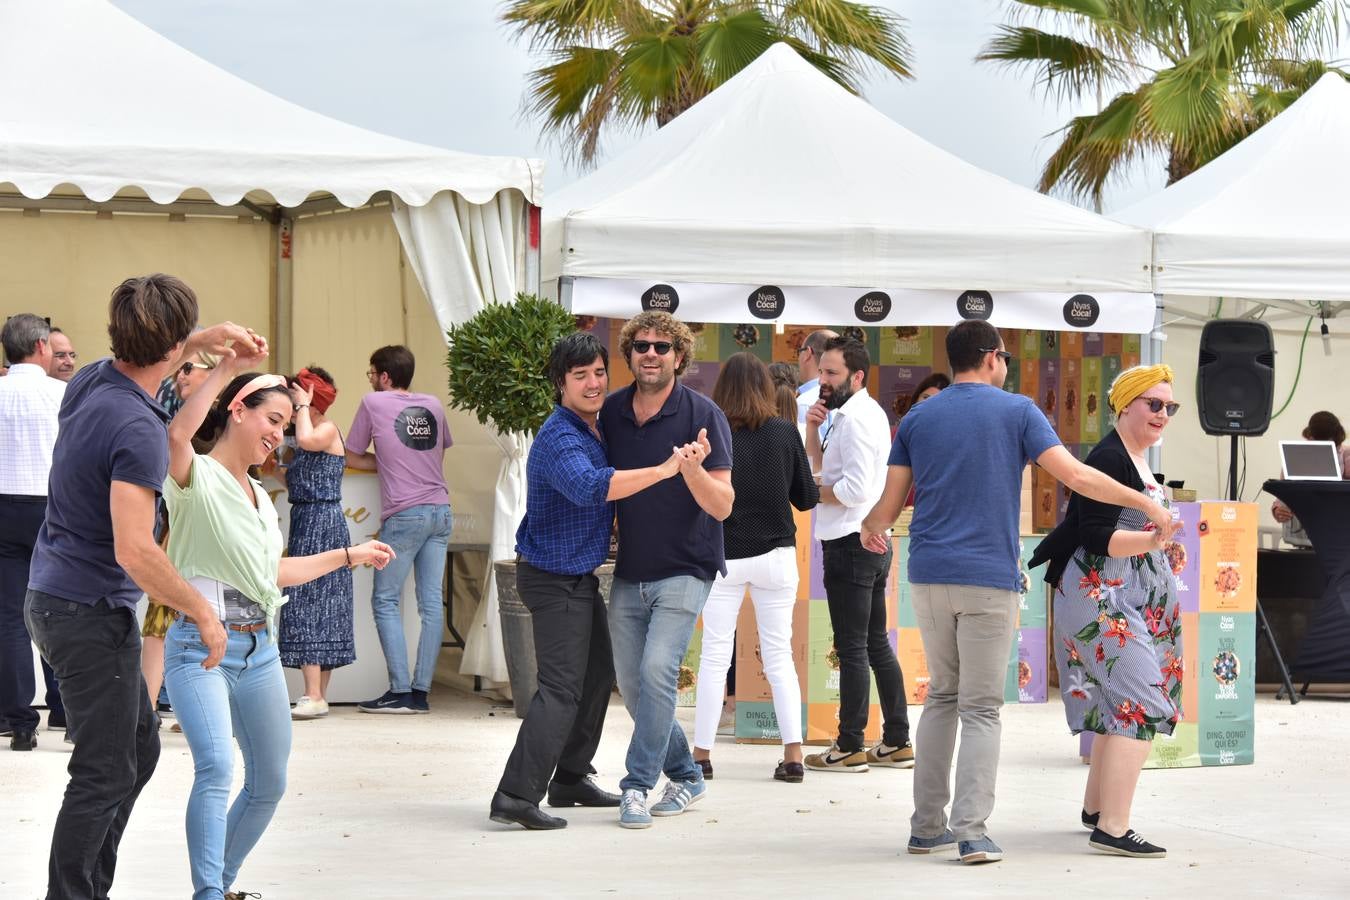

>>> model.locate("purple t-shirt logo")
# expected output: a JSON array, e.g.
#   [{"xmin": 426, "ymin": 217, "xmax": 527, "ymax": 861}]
[{"xmin": 395, "ymin": 405, "xmax": 438, "ymax": 451}]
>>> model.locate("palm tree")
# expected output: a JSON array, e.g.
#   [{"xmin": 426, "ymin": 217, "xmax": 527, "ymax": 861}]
[
  {"xmin": 977, "ymin": 0, "xmax": 1348, "ymax": 206},
  {"xmin": 501, "ymin": 0, "xmax": 914, "ymax": 166}
]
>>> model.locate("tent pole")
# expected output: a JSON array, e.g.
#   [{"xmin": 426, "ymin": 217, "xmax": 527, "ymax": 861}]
[
  {"xmin": 273, "ymin": 216, "xmax": 294, "ymax": 375},
  {"xmin": 1144, "ymin": 292, "xmax": 1166, "ymax": 475},
  {"xmin": 525, "ymin": 202, "xmax": 541, "ymax": 296}
]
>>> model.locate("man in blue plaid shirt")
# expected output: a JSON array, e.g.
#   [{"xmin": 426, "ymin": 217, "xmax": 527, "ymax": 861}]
[{"xmin": 490, "ymin": 331, "xmax": 692, "ymax": 831}]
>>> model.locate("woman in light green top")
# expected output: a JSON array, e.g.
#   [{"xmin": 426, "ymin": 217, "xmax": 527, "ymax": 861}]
[{"xmin": 162, "ymin": 337, "xmax": 393, "ymax": 900}]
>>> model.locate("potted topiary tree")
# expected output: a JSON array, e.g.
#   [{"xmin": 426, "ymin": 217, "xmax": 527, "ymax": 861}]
[{"xmin": 446, "ymin": 293, "xmax": 611, "ymax": 717}]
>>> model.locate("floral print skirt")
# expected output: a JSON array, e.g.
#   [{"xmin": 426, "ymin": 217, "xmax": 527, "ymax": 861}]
[{"xmin": 1053, "ymin": 549, "xmax": 1182, "ymax": 740}]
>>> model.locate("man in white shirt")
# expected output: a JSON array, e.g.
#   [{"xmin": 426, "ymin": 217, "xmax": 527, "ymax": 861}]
[
  {"xmin": 48, "ymin": 328, "xmax": 79, "ymax": 382},
  {"xmin": 803, "ymin": 336, "xmax": 910, "ymax": 773},
  {"xmin": 0, "ymin": 314, "xmax": 66, "ymax": 750},
  {"xmin": 794, "ymin": 329, "xmax": 837, "ymax": 426}
]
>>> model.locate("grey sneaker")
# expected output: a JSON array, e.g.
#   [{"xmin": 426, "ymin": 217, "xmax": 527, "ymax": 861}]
[
  {"xmin": 907, "ymin": 829, "xmax": 957, "ymax": 854},
  {"xmin": 958, "ymin": 835, "xmax": 1004, "ymax": 864},
  {"xmin": 649, "ymin": 778, "xmax": 706, "ymax": 817},
  {"xmin": 618, "ymin": 789, "xmax": 652, "ymax": 829}
]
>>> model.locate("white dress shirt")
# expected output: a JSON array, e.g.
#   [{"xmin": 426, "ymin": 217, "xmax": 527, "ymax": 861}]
[
  {"xmin": 813, "ymin": 387, "xmax": 891, "ymax": 541},
  {"xmin": 0, "ymin": 362, "xmax": 65, "ymax": 495},
  {"xmin": 796, "ymin": 378, "xmax": 820, "ymax": 425}
]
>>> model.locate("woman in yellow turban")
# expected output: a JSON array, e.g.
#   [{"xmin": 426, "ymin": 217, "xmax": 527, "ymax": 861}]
[{"xmin": 1031, "ymin": 363, "xmax": 1182, "ymax": 859}]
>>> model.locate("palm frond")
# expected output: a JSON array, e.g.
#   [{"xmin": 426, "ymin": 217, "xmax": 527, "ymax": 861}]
[
  {"xmin": 777, "ymin": 0, "xmax": 914, "ymax": 78},
  {"xmin": 977, "ymin": 24, "xmax": 1126, "ymax": 101},
  {"xmin": 694, "ymin": 7, "xmax": 778, "ymax": 84}
]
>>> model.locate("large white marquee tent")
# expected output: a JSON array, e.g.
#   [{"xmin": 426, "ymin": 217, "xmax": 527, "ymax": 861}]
[
  {"xmin": 1, "ymin": 0, "xmax": 543, "ymax": 686},
  {"xmin": 1116, "ymin": 72, "xmax": 1350, "ymax": 314},
  {"xmin": 545, "ymin": 43, "xmax": 1156, "ymax": 334}
]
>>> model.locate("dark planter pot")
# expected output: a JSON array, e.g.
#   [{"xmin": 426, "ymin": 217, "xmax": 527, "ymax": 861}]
[{"xmin": 495, "ymin": 560, "xmax": 615, "ymax": 719}]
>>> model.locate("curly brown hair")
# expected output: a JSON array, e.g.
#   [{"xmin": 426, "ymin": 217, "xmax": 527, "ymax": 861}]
[{"xmin": 618, "ymin": 311, "xmax": 695, "ymax": 378}]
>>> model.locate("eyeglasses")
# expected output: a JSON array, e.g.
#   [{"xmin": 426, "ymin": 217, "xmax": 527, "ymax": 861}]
[
  {"xmin": 979, "ymin": 348, "xmax": 1013, "ymax": 364},
  {"xmin": 632, "ymin": 340, "xmax": 673, "ymax": 356},
  {"xmin": 179, "ymin": 362, "xmax": 211, "ymax": 375},
  {"xmin": 1138, "ymin": 396, "xmax": 1181, "ymax": 416},
  {"xmin": 53, "ymin": 352, "xmax": 78, "ymax": 361},
  {"xmin": 797, "ymin": 346, "xmax": 811, "ymax": 357}
]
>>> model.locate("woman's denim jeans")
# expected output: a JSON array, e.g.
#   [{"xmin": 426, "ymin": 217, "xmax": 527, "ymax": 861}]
[{"xmin": 165, "ymin": 619, "xmax": 291, "ymax": 900}]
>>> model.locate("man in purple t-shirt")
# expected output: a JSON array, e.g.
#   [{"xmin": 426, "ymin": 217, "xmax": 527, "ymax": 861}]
[{"xmin": 346, "ymin": 345, "xmax": 453, "ymax": 714}]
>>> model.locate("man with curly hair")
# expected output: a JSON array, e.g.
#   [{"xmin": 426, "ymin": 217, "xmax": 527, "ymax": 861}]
[{"xmin": 599, "ymin": 311, "xmax": 734, "ymax": 829}]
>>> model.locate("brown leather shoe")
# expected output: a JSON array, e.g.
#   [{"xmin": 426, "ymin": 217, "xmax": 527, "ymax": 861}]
[{"xmin": 773, "ymin": 760, "xmax": 804, "ymax": 783}]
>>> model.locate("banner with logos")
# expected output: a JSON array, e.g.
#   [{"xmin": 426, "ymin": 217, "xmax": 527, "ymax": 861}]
[{"xmin": 566, "ymin": 276, "xmax": 1155, "ymax": 334}]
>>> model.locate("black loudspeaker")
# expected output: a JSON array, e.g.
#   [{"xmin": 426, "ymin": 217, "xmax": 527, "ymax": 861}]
[{"xmin": 1196, "ymin": 320, "xmax": 1275, "ymax": 436}]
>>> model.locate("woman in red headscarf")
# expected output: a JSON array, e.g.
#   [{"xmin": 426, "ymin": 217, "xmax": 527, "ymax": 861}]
[{"xmin": 279, "ymin": 366, "xmax": 352, "ymax": 719}]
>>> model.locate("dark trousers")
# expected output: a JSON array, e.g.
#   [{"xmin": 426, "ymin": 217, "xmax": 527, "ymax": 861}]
[
  {"xmin": 25, "ymin": 589, "xmax": 161, "ymax": 900},
  {"xmin": 1, "ymin": 496, "xmax": 55, "ymax": 731},
  {"xmin": 497, "ymin": 561, "xmax": 615, "ymax": 805},
  {"xmin": 822, "ymin": 535, "xmax": 909, "ymax": 752}
]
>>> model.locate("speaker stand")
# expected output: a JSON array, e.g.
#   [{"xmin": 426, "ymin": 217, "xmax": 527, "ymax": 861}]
[{"xmin": 1225, "ymin": 437, "xmax": 1300, "ymax": 705}]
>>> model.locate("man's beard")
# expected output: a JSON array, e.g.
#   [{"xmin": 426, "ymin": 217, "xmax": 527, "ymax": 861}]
[{"xmin": 822, "ymin": 382, "xmax": 854, "ymax": 411}]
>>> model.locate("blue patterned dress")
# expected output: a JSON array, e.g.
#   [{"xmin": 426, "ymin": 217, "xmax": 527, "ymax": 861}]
[
  {"xmin": 280, "ymin": 449, "xmax": 355, "ymax": 669},
  {"xmin": 1052, "ymin": 478, "xmax": 1183, "ymax": 739}
]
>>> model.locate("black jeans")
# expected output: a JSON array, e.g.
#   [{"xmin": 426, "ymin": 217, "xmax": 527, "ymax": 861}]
[
  {"xmin": 24, "ymin": 589, "xmax": 160, "ymax": 900},
  {"xmin": 1, "ymin": 496, "xmax": 53, "ymax": 732},
  {"xmin": 497, "ymin": 561, "xmax": 615, "ymax": 805},
  {"xmin": 821, "ymin": 535, "xmax": 909, "ymax": 752}
]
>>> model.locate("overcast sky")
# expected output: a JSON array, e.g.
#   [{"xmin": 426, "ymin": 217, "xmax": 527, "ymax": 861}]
[{"xmin": 112, "ymin": 0, "xmax": 1165, "ymax": 210}]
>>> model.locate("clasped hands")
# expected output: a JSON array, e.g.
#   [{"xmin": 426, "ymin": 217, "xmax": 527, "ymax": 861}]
[{"xmin": 660, "ymin": 427, "xmax": 713, "ymax": 478}]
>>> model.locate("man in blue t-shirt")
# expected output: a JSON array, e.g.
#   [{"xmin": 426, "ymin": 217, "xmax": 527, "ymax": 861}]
[
  {"xmin": 490, "ymin": 332, "xmax": 691, "ymax": 831},
  {"xmin": 598, "ymin": 311, "xmax": 734, "ymax": 829},
  {"xmin": 25, "ymin": 275, "xmax": 259, "ymax": 898},
  {"xmin": 861, "ymin": 320, "xmax": 1175, "ymax": 865}
]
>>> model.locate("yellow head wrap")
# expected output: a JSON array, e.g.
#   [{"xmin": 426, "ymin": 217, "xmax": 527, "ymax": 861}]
[{"xmin": 1108, "ymin": 364, "xmax": 1174, "ymax": 414}]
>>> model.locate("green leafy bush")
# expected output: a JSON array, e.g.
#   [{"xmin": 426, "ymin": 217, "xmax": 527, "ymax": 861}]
[{"xmin": 445, "ymin": 293, "xmax": 579, "ymax": 437}]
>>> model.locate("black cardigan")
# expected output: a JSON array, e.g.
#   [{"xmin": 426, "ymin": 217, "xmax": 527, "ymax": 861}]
[{"xmin": 1027, "ymin": 429, "xmax": 1147, "ymax": 589}]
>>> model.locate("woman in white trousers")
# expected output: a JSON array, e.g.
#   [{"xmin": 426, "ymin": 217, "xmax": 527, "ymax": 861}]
[{"xmin": 693, "ymin": 353, "xmax": 819, "ymax": 781}]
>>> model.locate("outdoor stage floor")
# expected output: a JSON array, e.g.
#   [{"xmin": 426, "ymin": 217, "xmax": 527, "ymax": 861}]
[{"xmin": 3, "ymin": 691, "xmax": 1346, "ymax": 898}]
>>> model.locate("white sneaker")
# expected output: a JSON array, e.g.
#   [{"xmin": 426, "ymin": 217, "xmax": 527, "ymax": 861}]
[{"xmin": 291, "ymin": 696, "xmax": 329, "ymax": 719}]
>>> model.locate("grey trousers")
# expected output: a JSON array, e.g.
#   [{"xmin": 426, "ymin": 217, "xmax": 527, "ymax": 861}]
[{"xmin": 910, "ymin": 583, "xmax": 1019, "ymax": 841}]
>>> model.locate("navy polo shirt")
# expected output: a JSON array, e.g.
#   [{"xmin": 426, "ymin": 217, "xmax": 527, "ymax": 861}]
[
  {"xmin": 29, "ymin": 359, "xmax": 172, "ymax": 610},
  {"xmin": 599, "ymin": 381, "xmax": 733, "ymax": 582}
]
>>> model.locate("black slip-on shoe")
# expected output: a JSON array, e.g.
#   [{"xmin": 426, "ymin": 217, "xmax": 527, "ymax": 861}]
[
  {"xmin": 547, "ymin": 776, "xmax": 621, "ymax": 808},
  {"xmin": 490, "ymin": 791, "xmax": 567, "ymax": 830}
]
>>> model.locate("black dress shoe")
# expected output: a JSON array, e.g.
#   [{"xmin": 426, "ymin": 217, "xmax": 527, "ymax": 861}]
[
  {"xmin": 546, "ymin": 776, "xmax": 621, "ymax": 808},
  {"xmin": 490, "ymin": 791, "xmax": 567, "ymax": 830},
  {"xmin": 10, "ymin": 729, "xmax": 37, "ymax": 751}
]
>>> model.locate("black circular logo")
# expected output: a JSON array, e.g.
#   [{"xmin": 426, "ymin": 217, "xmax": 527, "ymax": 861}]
[
  {"xmin": 394, "ymin": 405, "xmax": 439, "ymax": 451},
  {"xmin": 854, "ymin": 291, "xmax": 891, "ymax": 323},
  {"xmin": 957, "ymin": 290, "xmax": 993, "ymax": 320},
  {"xmin": 1063, "ymin": 293, "xmax": 1101, "ymax": 328},
  {"xmin": 641, "ymin": 283, "xmax": 679, "ymax": 313},
  {"xmin": 746, "ymin": 285, "xmax": 785, "ymax": 320}
]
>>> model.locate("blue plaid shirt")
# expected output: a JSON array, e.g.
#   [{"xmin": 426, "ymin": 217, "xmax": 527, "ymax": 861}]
[{"xmin": 515, "ymin": 405, "xmax": 616, "ymax": 575}]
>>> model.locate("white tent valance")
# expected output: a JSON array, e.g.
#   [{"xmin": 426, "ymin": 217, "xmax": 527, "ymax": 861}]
[
  {"xmin": 1115, "ymin": 73, "xmax": 1350, "ymax": 305},
  {"xmin": 0, "ymin": 0, "xmax": 541, "ymax": 209},
  {"xmin": 546, "ymin": 43, "xmax": 1154, "ymax": 332}
]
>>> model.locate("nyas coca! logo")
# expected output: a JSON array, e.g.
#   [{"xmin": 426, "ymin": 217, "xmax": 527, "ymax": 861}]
[
  {"xmin": 641, "ymin": 284, "xmax": 679, "ymax": 313},
  {"xmin": 854, "ymin": 291, "xmax": 891, "ymax": 322},
  {"xmin": 957, "ymin": 290, "xmax": 993, "ymax": 320},
  {"xmin": 1063, "ymin": 294, "xmax": 1101, "ymax": 328},
  {"xmin": 747, "ymin": 285, "xmax": 785, "ymax": 320},
  {"xmin": 394, "ymin": 406, "xmax": 439, "ymax": 451}
]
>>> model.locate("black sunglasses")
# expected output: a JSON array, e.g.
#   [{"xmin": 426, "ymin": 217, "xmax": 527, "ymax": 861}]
[
  {"xmin": 180, "ymin": 361, "xmax": 211, "ymax": 375},
  {"xmin": 632, "ymin": 340, "xmax": 673, "ymax": 356},
  {"xmin": 1138, "ymin": 397, "xmax": 1181, "ymax": 416},
  {"xmin": 979, "ymin": 347, "xmax": 1013, "ymax": 364}
]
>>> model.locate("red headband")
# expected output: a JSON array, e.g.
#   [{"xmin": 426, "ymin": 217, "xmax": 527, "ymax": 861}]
[{"xmin": 296, "ymin": 368, "xmax": 337, "ymax": 414}]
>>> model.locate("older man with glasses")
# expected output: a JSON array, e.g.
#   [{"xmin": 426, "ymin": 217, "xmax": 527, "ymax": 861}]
[
  {"xmin": 47, "ymin": 328, "xmax": 79, "ymax": 382},
  {"xmin": 598, "ymin": 311, "xmax": 734, "ymax": 829}
]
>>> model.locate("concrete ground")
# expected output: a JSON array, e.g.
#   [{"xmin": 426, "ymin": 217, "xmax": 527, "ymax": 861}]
[{"xmin": 3, "ymin": 691, "xmax": 1347, "ymax": 899}]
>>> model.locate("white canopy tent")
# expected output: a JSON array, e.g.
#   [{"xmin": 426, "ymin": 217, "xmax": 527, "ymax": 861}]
[
  {"xmin": 1116, "ymin": 72, "xmax": 1350, "ymax": 319},
  {"xmin": 545, "ymin": 43, "xmax": 1155, "ymax": 333},
  {"xmin": 1, "ymin": 0, "xmax": 543, "ymax": 686}
]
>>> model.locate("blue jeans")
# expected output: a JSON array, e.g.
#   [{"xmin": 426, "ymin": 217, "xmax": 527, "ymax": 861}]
[
  {"xmin": 371, "ymin": 503, "xmax": 452, "ymax": 693},
  {"xmin": 165, "ymin": 620, "xmax": 291, "ymax": 900},
  {"xmin": 608, "ymin": 575, "xmax": 710, "ymax": 793}
]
